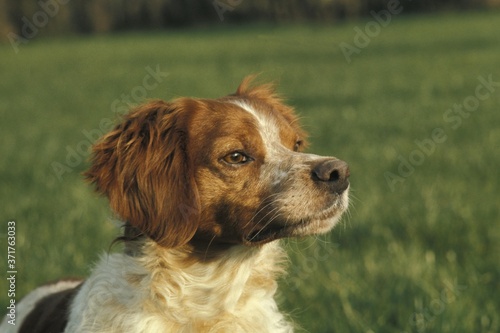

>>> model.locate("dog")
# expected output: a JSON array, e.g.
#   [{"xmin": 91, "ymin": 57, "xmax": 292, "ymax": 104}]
[{"xmin": 2, "ymin": 76, "xmax": 350, "ymax": 333}]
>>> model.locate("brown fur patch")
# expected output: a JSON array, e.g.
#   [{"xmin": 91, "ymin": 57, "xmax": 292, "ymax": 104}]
[{"xmin": 84, "ymin": 100, "xmax": 201, "ymax": 248}]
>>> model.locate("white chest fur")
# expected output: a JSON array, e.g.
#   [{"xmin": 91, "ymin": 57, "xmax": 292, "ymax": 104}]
[{"xmin": 65, "ymin": 241, "xmax": 294, "ymax": 333}]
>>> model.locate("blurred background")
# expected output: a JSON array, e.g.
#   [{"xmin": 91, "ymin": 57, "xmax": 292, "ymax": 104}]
[
  {"xmin": 1, "ymin": 0, "xmax": 500, "ymax": 35},
  {"xmin": 1, "ymin": 1, "xmax": 499, "ymax": 332}
]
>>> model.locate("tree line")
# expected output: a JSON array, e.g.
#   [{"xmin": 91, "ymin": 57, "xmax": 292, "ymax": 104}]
[{"xmin": 1, "ymin": 0, "xmax": 498, "ymax": 42}]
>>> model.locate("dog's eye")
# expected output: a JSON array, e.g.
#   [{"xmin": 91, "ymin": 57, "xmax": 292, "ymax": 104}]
[
  {"xmin": 293, "ymin": 140, "xmax": 303, "ymax": 152},
  {"xmin": 223, "ymin": 152, "xmax": 249, "ymax": 165}
]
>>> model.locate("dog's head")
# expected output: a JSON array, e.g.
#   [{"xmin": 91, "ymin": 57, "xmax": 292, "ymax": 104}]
[{"xmin": 85, "ymin": 77, "xmax": 349, "ymax": 249}]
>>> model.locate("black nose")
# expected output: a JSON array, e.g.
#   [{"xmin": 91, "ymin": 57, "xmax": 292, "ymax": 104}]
[{"xmin": 312, "ymin": 159, "xmax": 350, "ymax": 194}]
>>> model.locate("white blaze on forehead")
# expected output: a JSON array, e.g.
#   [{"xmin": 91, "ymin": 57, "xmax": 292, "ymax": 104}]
[
  {"xmin": 230, "ymin": 100, "xmax": 283, "ymax": 149},
  {"xmin": 230, "ymin": 100, "xmax": 294, "ymax": 186},
  {"xmin": 229, "ymin": 100, "xmax": 326, "ymax": 165}
]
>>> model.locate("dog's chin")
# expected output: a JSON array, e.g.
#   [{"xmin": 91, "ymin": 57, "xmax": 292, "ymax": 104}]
[{"xmin": 243, "ymin": 191, "xmax": 349, "ymax": 246}]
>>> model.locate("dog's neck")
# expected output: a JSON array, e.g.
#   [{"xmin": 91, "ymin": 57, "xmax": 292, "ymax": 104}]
[
  {"xmin": 134, "ymin": 239, "xmax": 290, "ymax": 330},
  {"xmin": 119, "ymin": 223, "xmax": 290, "ymax": 305},
  {"xmin": 121, "ymin": 223, "xmax": 246, "ymax": 260},
  {"xmin": 68, "ymin": 238, "xmax": 292, "ymax": 332}
]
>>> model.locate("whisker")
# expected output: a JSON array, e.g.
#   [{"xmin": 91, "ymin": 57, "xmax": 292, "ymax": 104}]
[
  {"xmin": 247, "ymin": 209, "xmax": 283, "ymax": 242},
  {"xmin": 202, "ymin": 234, "xmax": 218, "ymax": 260},
  {"xmin": 242, "ymin": 193, "xmax": 281, "ymax": 229},
  {"xmin": 246, "ymin": 206, "xmax": 281, "ymax": 236}
]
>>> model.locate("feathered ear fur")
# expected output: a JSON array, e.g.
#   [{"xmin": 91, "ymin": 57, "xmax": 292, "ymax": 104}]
[{"xmin": 84, "ymin": 100, "xmax": 200, "ymax": 248}]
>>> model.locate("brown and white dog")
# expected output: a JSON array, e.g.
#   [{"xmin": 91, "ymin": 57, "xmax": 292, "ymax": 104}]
[{"xmin": 1, "ymin": 77, "xmax": 350, "ymax": 333}]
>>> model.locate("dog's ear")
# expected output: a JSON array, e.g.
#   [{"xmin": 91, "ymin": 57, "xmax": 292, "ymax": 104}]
[{"xmin": 84, "ymin": 100, "xmax": 200, "ymax": 248}]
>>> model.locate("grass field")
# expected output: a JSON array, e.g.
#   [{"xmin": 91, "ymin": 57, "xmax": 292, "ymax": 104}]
[{"xmin": 1, "ymin": 11, "xmax": 499, "ymax": 333}]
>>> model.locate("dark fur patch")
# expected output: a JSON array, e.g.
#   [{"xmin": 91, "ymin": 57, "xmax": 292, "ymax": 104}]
[{"xmin": 19, "ymin": 283, "xmax": 82, "ymax": 333}]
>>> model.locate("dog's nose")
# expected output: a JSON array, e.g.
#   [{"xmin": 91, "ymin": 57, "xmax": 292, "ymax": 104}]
[{"xmin": 312, "ymin": 159, "xmax": 350, "ymax": 194}]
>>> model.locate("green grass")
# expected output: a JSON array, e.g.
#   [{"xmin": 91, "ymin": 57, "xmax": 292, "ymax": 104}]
[{"xmin": 1, "ymin": 11, "xmax": 499, "ymax": 333}]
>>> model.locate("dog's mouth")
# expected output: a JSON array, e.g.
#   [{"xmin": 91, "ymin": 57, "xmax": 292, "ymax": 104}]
[
  {"xmin": 244, "ymin": 228, "xmax": 280, "ymax": 244},
  {"xmin": 243, "ymin": 222, "xmax": 304, "ymax": 245},
  {"xmin": 243, "ymin": 194, "xmax": 348, "ymax": 246},
  {"xmin": 243, "ymin": 215, "xmax": 332, "ymax": 245}
]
